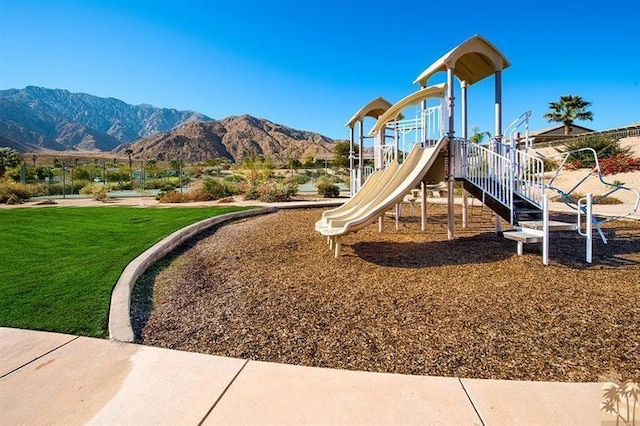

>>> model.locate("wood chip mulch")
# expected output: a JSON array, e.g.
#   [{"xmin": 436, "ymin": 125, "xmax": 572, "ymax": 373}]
[{"xmin": 131, "ymin": 205, "xmax": 640, "ymax": 382}]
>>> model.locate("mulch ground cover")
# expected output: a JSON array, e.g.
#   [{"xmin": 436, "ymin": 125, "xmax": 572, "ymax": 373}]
[{"xmin": 132, "ymin": 204, "xmax": 640, "ymax": 382}]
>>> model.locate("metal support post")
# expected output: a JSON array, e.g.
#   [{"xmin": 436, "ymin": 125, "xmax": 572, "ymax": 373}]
[
  {"xmin": 446, "ymin": 67, "xmax": 455, "ymax": 240},
  {"xmin": 543, "ymin": 194, "xmax": 549, "ymax": 265},
  {"xmin": 586, "ymin": 193, "xmax": 593, "ymax": 263}
]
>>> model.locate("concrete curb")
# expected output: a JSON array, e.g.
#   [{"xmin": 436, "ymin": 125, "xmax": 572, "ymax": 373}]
[{"xmin": 108, "ymin": 207, "xmax": 277, "ymax": 342}]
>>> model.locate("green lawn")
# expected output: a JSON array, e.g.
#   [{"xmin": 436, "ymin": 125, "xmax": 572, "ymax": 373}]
[{"xmin": 0, "ymin": 206, "xmax": 250, "ymax": 337}]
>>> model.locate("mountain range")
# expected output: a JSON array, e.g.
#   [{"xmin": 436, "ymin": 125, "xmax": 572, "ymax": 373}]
[{"xmin": 0, "ymin": 86, "xmax": 337, "ymax": 162}]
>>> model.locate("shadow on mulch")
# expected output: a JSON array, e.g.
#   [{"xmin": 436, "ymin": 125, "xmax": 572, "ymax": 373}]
[
  {"xmin": 353, "ymin": 213, "xmax": 640, "ymax": 270},
  {"xmin": 352, "ymin": 233, "xmax": 512, "ymax": 267}
]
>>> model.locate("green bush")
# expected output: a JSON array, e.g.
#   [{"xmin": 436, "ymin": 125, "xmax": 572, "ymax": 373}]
[
  {"xmin": 559, "ymin": 135, "xmax": 629, "ymax": 168},
  {"xmin": 142, "ymin": 179, "xmax": 169, "ymax": 190},
  {"xmin": 317, "ymin": 182, "xmax": 340, "ymax": 198},
  {"xmin": 224, "ymin": 174, "xmax": 244, "ymax": 183},
  {"xmin": 541, "ymin": 157, "xmax": 559, "ymax": 172},
  {"xmin": 79, "ymin": 183, "xmax": 109, "ymax": 201},
  {"xmin": 44, "ymin": 180, "xmax": 91, "ymax": 195},
  {"xmin": 193, "ymin": 178, "xmax": 239, "ymax": 201},
  {"xmin": 286, "ymin": 174, "xmax": 310, "ymax": 185}
]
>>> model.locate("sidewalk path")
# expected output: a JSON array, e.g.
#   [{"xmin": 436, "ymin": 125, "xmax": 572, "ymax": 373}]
[{"xmin": 1, "ymin": 327, "xmax": 603, "ymax": 425}]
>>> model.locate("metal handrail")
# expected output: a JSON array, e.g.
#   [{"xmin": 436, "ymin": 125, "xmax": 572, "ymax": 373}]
[
  {"xmin": 454, "ymin": 138, "xmax": 514, "ymax": 221},
  {"xmin": 544, "ymin": 147, "xmax": 640, "ymax": 222},
  {"xmin": 504, "ymin": 110, "xmax": 532, "ymax": 147}
]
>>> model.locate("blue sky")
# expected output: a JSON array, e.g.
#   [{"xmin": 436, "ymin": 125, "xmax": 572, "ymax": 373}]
[{"xmin": 1, "ymin": 0, "xmax": 639, "ymax": 141}]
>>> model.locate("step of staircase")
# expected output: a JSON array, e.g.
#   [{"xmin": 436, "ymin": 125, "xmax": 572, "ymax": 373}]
[
  {"xmin": 515, "ymin": 208, "xmax": 542, "ymax": 215},
  {"xmin": 503, "ymin": 230, "xmax": 543, "ymax": 244},
  {"xmin": 518, "ymin": 220, "xmax": 578, "ymax": 232}
]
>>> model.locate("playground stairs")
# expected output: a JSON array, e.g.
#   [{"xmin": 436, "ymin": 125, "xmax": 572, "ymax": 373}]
[
  {"xmin": 461, "ymin": 177, "xmax": 581, "ymax": 256},
  {"xmin": 461, "ymin": 178, "xmax": 543, "ymax": 225}
]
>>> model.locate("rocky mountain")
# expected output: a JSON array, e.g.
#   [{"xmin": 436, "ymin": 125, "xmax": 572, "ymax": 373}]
[
  {"xmin": 0, "ymin": 86, "xmax": 211, "ymax": 151},
  {"xmin": 116, "ymin": 115, "xmax": 337, "ymax": 163}
]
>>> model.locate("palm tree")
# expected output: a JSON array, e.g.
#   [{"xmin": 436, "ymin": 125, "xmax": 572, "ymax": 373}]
[
  {"xmin": 0, "ymin": 148, "xmax": 23, "ymax": 178},
  {"xmin": 124, "ymin": 148, "xmax": 134, "ymax": 170},
  {"xmin": 469, "ymin": 126, "xmax": 491, "ymax": 144},
  {"xmin": 543, "ymin": 95, "xmax": 593, "ymax": 135}
]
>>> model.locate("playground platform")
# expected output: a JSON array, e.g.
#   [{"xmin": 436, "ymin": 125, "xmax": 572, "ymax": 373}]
[{"xmin": 1, "ymin": 327, "xmax": 607, "ymax": 425}]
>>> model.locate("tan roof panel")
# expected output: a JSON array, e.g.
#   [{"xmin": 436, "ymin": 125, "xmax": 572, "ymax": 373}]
[
  {"xmin": 345, "ymin": 96, "xmax": 402, "ymax": 128},
  {"xmin": 413, "ymin": 34, "xmax": 510, "ymax": 87}
]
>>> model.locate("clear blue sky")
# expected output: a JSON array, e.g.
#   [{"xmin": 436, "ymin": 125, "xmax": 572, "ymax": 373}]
[{"xmin": 1, "ymin": 0, "xmax": 639, "ymax": 141}]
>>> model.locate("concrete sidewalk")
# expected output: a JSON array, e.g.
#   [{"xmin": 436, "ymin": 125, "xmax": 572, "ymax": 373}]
[{"xmin": 1, "ymin": 328, "xmax": 605, "ymax": 425}]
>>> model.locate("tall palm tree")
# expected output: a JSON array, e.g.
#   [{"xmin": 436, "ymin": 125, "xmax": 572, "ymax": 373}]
[
  {"xmin": 124, "ymin": 148, "xmax": 134, "ymax": 170},
  {"xmin": 543, "ymin": 95, "xmax": 593, "ymax": 135}
]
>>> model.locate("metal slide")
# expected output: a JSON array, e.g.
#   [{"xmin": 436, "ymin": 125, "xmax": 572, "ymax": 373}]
[{"xmin": 319, "ymin": 137, "xmax": 447, "ymax": 243}]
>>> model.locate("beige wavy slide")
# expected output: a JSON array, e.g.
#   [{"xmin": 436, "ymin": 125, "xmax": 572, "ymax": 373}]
[
  {"xmin": 315, "ymin": 163, "xmax": 398, "ymax": 232},
  {"xmin": 318, "ymin": 137, "xmax": 448, "ymax": 256}
]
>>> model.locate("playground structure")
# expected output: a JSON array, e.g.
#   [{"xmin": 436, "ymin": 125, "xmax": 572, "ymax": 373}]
[{"xmin": 317, "ymin": 34, "xmax": 640, "ymax": 264}]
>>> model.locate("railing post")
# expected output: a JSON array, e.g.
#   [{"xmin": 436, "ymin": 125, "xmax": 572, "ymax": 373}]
[
  {"xmin": 543, "ymin": 194, "xmax": 549, "ymax": 265},
  {"xmin": 586, "ymin": 193, "xmax": 593, "ymax": 263}
]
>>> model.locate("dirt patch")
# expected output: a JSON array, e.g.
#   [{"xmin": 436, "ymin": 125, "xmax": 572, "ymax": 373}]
[{"xmin": 132, "ymin": 206, "xmax": 640, "ymax": 382}]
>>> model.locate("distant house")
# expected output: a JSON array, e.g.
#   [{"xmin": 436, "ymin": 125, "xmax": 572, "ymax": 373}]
[{"xmin": 528, "ymin": 124, "xmax": 594, "ymax": 145}]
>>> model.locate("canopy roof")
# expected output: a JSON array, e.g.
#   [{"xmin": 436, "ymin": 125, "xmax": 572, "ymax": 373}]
[
  {"xmin": 369, "ymin": 83, "xmax": 446, "ymax": 136},
  {"xmin": 413, "ymin": 34, "xmax": 510, "ymax": 87},
  {"xmin": 345, "ymin": 96, "xmax": 401, "ymax": 128}
]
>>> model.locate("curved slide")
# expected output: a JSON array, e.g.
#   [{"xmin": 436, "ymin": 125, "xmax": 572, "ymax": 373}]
[
  {"xmin": 318, "ymin": 137, "xmax": 448, "ymax": 255},
  {"xmin": 315, "ymin": 163, "xmax": 398, "ymax": 231}
]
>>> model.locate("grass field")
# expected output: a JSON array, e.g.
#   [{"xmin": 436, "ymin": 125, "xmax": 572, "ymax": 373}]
[{"xmin": 0, "ymin": 206, "xmax": 250, "ymax": 337}]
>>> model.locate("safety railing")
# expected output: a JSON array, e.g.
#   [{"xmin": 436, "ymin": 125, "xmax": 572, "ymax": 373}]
[
  {"xmin": 350, "ymin": 166, "xmax": 375, "ymax": 195},
  {"xmin": 513, "ymin": 149, "xmax": 545, "ymax": 206},
  {"xmin": 454, "ymin": 138, "xmax": 514, "ymax": 221},
  {"xmin": 380, "ymin": 105, "xmax": 444, "ymax": 165}
]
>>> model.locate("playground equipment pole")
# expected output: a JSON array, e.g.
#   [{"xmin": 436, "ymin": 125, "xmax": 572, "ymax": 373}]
[
  {"xmin": 586, "ymin": 193, "xmax": 593, "ymax": 263},
  {"xmin": 461, "ymin": 82, "xmax": 469, "ymax": 228},
  {"xmin": 494, "ymin": 70, "xmax": 503, "ymax": 139},
  {"xmin": 543, "ymin": 194, "xmax": 549, "ymax": 265},
  {"xmin": 446, "ymin": 67, "xmax": 455, "ymax": 240},
  {"xmin": 494, "ymin": 69, "xmax": 503, "ymax": 233},
  {"xmin": 358, "ymin": 120, "xmax": 364, "ymax": 187}
]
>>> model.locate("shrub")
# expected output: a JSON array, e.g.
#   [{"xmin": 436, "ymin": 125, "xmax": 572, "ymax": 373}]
[
  {"xmin": 243, "ymin": 187, "xmax": 260, "ymax": 201},
  {"xmin": 224, "ymin": 174, "xmax": 244, "ymax": 183},
  {"xmin": 79, "ymin": 183, "xmax": 109, "ymax": 201},
  {"xmin": 286, "ymin": 173, "xmax": 310, "ymax": 185},
  {"xmin": 551, "ymin": 191, "xmax": 622, "ymax": 205},
  {"xmin": 256, "ymin": 181, "xmax": 298, "ymax": 202},
  {"xmin": 0, "ymin": 181, "xmax": 37, "ymax": 203},
  {"xmin": 317, "ymin": 181, "xmax": 340, "ymax": 198},
  {"xmin": 42, "ymin": 180, "xmax": 90, "ymax": 196},
  {"xmin": 596, "ymin": 196, "xmax": 622, "ymax": 205},
  {"xmin": 193, "ymin": 178, "xmax": 239, "ymax": 201},
  {"xmin": 158, "ymin": 190, "xmax": 192, "ymax": 203},
  {"xmin": 599, "ymin": 153, "xmax": 640, "ymax": 175},
  {"xmin": 559, "ymin": 135, "xmax": 629, "ymax": 169},
  {"xmin": 541, "ymin": 157, "xmax": 559, "ymax": 172}
]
